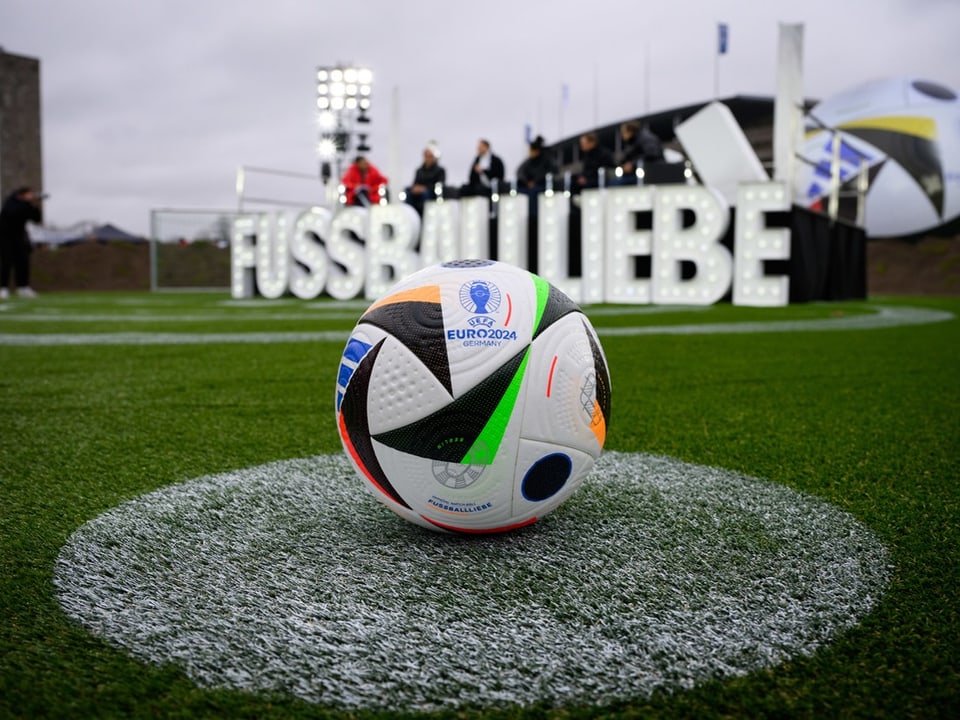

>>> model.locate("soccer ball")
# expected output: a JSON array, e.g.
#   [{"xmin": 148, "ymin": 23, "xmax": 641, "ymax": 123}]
[
  {"xmin": 335, "ymin": 259, "xmax": 611, "ymax": 533},
  {"xmin": 797, "ymin": 77, "xmax": 960, "ymax": 237}
]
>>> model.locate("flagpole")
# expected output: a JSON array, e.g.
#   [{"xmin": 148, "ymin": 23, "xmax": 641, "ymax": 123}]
[
  {"xmin": 559, "ymin": 84, "xmax": 567, "ymax": 139},
  {"xmin": 714, "ymin": 50, "xmax": 719, "ymax": 99},
  {"xmin": 715, "ymin": 22, "xmax": 728, "ymax": 100},
  {"xmin": 593, "ymin": 63, "xmax": 599, "ymax": 128},
  {"xmin": 644, "ymin": 41, "xmax": 651, "ymax": 113},
  {"xmin": 559, "ymin": 84, "xmax": 563, "ymax": 139}
]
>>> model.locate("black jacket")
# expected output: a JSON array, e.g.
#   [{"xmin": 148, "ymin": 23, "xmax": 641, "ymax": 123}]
[
  {"xmin": 467, "ymin": 152, "xmax": 505, "ymax": 190},
  {"xmin": 620, "ymin": 128, "xmax": 664, "ymax": 166},
  {"xmin": 579, "ymin": 146, "xmax": 616, "ymax": 188},
  {"xmin": 413, "ymin": 163, "xmax": 446, "ymax": 189},
  {"xmin": 0, "ymin": 193, "xmax": 42, "ymax": 245},
  {"xmin": 517, "ymin": 153, "xmax": 558, "ymax": 189}
]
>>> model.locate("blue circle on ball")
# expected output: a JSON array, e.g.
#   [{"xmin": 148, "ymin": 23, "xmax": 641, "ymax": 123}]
[{"xmin": 521, "ymin": 453, "xmax": 572, "ymax": 502}]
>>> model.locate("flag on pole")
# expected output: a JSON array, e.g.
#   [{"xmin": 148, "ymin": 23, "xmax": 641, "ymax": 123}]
[{"xmin": 718, "ymin": 23, "xmax": 729, "ymax": 55}]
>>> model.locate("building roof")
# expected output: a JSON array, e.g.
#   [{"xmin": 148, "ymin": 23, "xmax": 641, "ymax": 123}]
[{"xmin": 548, "ymin": 94, "xmax": 819, "ymax": 172}]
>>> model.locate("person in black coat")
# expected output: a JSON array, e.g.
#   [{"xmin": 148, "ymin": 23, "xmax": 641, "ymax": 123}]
[
  {"xmin": 0, "ymin": 186, "xmax": 43, "ymax": 299},
  {"xmin": 574, "ymin": 132, "xmax": 616, "ymax": 191},
  {"xmin": 516, "ymin": 135, "xmax": 557, "ymax": 192},
  {"xmin": 516, "ymin": 135, "xmax": 558, "ymax": 219},
  {"xmin": 460, "ymin": 139, "xmax": 505, "ymax": 197},
  {"xmin": 404, "ymin": 143, "xmax": 447, "ymax": 216},
  {"xmin": 617, "ymin": 121, "xmax": 665, "ymax": 181}
]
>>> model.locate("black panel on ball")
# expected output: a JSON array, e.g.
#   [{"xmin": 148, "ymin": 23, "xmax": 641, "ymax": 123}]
[
  {"xmin": 532, "ymin": 284, "xmax": 582, "ymax": 341},
  {"xmin": 521, "ymin": 453, "xmax": 572, "ymax": 502},
  {"xmin": 583, "ymin": 319, "xmax": 612, "ymax": 429},
  {"xmin": 442, "ymin": 259, "xmax": 495, "ymax": 268},
  {"xmin": 360, "ymin": 300, "xmax": 452, "ymax": 395},
  {"xmin": 372, "ymin": 347, "xmax": 528, "ymax": 463},
  {"xmin": 340, "ymin": 339, "xmax": 412, "ymax": 509}
]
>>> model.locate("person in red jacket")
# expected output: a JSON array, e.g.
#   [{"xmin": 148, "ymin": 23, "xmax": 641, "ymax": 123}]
[{"xmin": 340, "ymin": 156, "xmax": 388, "ymax": 207}]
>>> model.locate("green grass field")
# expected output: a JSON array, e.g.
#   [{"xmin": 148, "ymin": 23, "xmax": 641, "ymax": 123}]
[{"xmin": 1, "ymin": 291, "xmax": 957, "ymax": 718}]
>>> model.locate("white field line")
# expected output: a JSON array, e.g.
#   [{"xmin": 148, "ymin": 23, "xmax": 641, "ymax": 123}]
[
  {"xmin": 0, "ymin": 305, "xmax": 952, "ymax": 346},
  {"xmin": 0, "ymin": 312, "xmax": 365, "ymax": 322},
  {"xmin": 0, "ymin": 303, "xmax": 699, "ymax": 322},
  {"xmin": 55, "ymin": 452, "xmax": 892, "ymax": 711},
  {"xmin": 599, "ymin": 305, "xmax": 954, "ymax": 334}
]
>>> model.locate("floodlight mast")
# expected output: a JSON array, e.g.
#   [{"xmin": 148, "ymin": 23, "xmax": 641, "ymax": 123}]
[{"xmin": 316, "ymin": 64, "xmax": 373, "ymax": 188}]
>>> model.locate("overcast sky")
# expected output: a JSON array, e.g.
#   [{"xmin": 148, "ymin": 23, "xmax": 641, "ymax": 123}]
[{"xmin": 2, "ymin": 0, "xmax": 958, "ymax": 236}]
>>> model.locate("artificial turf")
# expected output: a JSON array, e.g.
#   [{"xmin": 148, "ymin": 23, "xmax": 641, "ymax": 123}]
[{"xmin": 0, "ymin": 292, "xmax": 957, "ymax": 718}]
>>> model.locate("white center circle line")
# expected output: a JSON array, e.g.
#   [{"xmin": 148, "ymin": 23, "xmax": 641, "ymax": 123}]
[
  {"xmin": 55, "ymin": 452, "xmax": 891, "ymax": 711},
  {"xmin": 0, "ymin": 305, "xmax": 951, "ymax": 346}
]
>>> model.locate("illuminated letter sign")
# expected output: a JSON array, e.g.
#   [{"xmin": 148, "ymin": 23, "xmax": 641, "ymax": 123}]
[
  {"xmin": 733, "ymin": 182, "xmax": 791, "ymax": 306},
  {"xmin": 289, "ymin": 208, "xmax": 330, "ymax": 300},
  {"xmin": 419, "ymin": 200, "xmax": 459, "ymax": 267},
  {"xmin": 365, "ymin": 203, "xmax": 421, "ymax": 299},
  {"xmin": 254, "ymin": 213, "xmax": 289, "ymax": 300},
  {"xmin": 325, "ymin": 208, "xmax": 366, "ymax": 300},
  {"xmin": 231, "ymin": 181, "xmax": 794, "ymax": 307},
  {"xmin": 602, "ymin": 186, "xmax": 654, "ymax": 304},
  {"xmin": 496, "ymin": 193, "xmax": 529, "ymax": 269},
  {"xmin": 652, "ymin": 185, "xmax": 732, "ymax": 305},
  {"xmin": 536, "ymin": 191, "xmax": 579, "ymax": 302}
]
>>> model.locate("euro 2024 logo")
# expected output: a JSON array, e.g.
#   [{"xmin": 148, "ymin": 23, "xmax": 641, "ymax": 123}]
[
  {"xmin": 459, "ymin": 280, "xmax": 500, "ymax": 331},
  {"xmin": 460, "ymin": 280, "xmax": 501, "ymax": 317},
  {"xmin": 448, "ymin": 279, "xmax": 517, "ymax": 344}
]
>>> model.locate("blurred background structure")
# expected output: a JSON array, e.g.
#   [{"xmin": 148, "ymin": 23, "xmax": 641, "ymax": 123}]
[
  {"xmin": 0, "ymin": 49, "xmax": 42, "ymax": 200},
  {"xmin": 3, "ymin": 39, "xmax": 957, "ymax": 296},
  {"xmin": 315, "ymin": 64, "xmax": 373, "ymax": 184}
]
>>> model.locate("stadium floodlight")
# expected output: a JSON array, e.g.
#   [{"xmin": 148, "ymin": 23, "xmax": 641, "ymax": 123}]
[
  {"xmin": 316, "ymin": 63, "xmax": 374, "ymax": 182},
  {"xmin": 317, "ymin": 138, "xmax": 337, "ymax": 159},
  {"xmin": 318, "ymin": 111, "xmax": 336, "ymax": 131},
  {"xmin": 316, "ymin": 64, "xmax": 372, "ymax": 102}
]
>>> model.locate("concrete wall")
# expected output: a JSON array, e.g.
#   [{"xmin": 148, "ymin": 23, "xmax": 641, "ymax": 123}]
[{"xmin": 0, "ymin": 49, "xmax": 43, "ymax": 199}]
